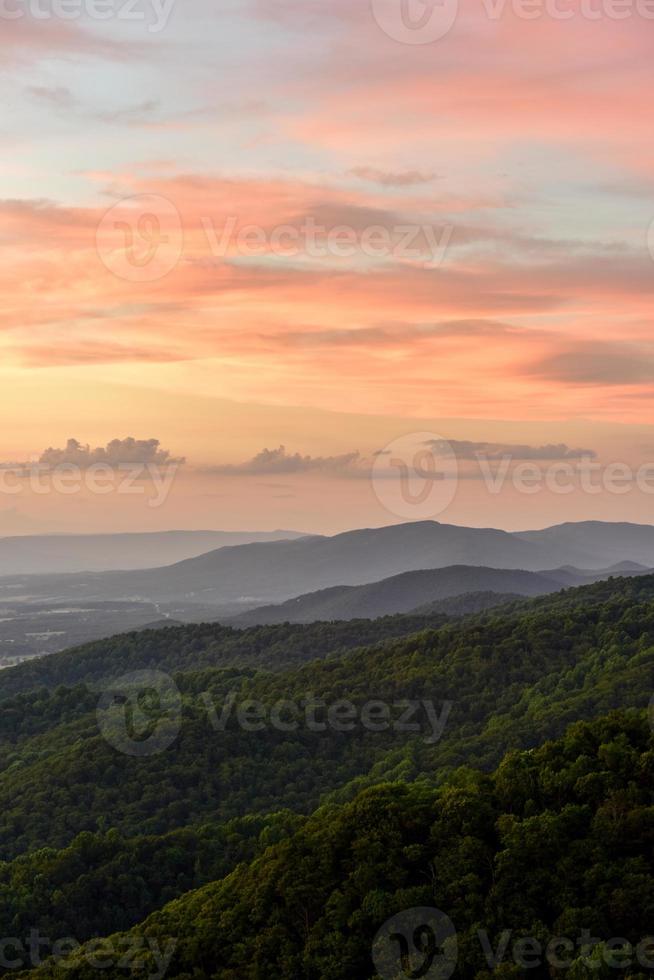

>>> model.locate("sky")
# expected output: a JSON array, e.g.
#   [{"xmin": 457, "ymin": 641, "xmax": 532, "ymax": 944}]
[{"xmin": 2, "ymin": 0, "xmax": 654, "ymax": 534}]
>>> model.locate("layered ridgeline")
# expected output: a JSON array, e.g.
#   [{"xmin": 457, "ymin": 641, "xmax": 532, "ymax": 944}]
[
  {"xmin": 226, "ymin": 563, "xmax": 632, "ymax": 626},
  {"xmin": 1, "ymin": 567, "xmax": 651, "ymax": 705},
  {"xmin": 1, "ymin": 521, "xmax": 651, "ymax": 663},
  {"xmin": 3, "ymin": 520, "xmax": 654, "ymax": 609},
  {"xmin": 13, "ymin": 711, "xmax": 654, "ymax": 980},
  {"xmin": 0, "ymin": 573, "xmax": 650, "ymax": 965}
]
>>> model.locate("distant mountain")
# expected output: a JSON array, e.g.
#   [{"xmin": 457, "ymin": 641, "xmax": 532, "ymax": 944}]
[
  {"xmin": 0, "ymin": 530, "xmax": 305, "ymax": 575},
  {"xmin": 513, "ymin": 521, "xmax": 654, "ymax": 569},
  {"xmin": 128, "ymin": 520, "xmax": 654, "ymax": 605},
  {"xmin": 227, "ymin": 560, "xmax": 652, "ymax": 626},
  {"xmin": 1, "ymin": 520, "xmax": 654, "ymax": 612},
  {"xmin": 228, "ymin": 566, "xmax": 564, "ymax": 625}
]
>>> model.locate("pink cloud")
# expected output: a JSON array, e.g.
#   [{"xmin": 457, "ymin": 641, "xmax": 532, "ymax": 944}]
[{"xmin": 1, "ymin": 158, "xmax": 653, "ymax": 421}]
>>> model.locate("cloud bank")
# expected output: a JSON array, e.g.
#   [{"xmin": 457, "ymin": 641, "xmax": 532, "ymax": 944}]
[
  {"xmin": 37, "ymin": 438, "xmax": 185, "ymax": 469},
  {"xmin": 427, "ymin": 440, "xmax": 598, "ymax": 461},
  {"xmin": 206, "ymin": 446, "xmax": 365, "ymax": 476}
]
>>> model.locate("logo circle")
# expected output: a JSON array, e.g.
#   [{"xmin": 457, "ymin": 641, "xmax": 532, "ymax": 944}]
[
  {"xmin": 96, "ymin": 194, "xmax": 183, "ymax": 283},
  {"xmin": 373, "ymin": 907, "xmax": 458, "ymax": 980},
  {"xmin": 96, "ymin": 669, "xmax": 182, "ymax": 757},
  {"xmin": 372, "ymin": 432, "xmax": 458, "ymax": 520},
  {"xmin": 371, "ymin": 0, "xmax": 459, "ymax": 44}
]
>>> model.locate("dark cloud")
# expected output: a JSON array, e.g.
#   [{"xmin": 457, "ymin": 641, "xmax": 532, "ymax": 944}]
[
  {"xmin": 426, "ymin": 439, "xmax": 597, "ymax": 461},
  {"xmin": 37, "ymin": 438, "xmax": 184, "ymax": 469},
  {"xmin": 206, "ymin": 446, "xmax": 365, "ymax": 476}
]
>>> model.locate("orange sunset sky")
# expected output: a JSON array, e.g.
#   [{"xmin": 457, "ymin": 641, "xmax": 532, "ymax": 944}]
[{"xmin": 2, "ymin": 0, "xmax": 654, "ymax": 534}]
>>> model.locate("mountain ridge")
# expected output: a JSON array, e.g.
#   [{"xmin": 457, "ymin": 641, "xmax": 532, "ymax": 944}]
[
  {"xmin": 225, "ymin": 564, "xmax": 569, "ymax": 625},
  {"xmin": 5, "ymin": 520, "xmax": 654, "ymax": 610}
]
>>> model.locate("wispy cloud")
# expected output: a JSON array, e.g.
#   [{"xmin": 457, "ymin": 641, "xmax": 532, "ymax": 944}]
[{"xmin": 529, "ymin": 343, "xmax": 654, "ymax": 386}]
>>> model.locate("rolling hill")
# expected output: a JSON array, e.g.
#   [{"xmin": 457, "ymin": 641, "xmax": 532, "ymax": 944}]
[
  {"xmin": 0, "ymin": 572, "xmax": 651, "ymax": 862},
  {"xmin": 228, "ymin": 562, "xmax": 651, "ymax": 625},
  {"xmin": 23, "ymin": 711, "xmax": 650, "ymax": 980},
  {"xmin": 0, "ymin": 573, "xmax": 651, "ymax": 974}
]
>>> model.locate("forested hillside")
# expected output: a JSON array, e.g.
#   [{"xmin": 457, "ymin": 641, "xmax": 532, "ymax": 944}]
[
  {"xmin": 17, "ymin": 710, "xmax": 654, "ymax": 979},
  {"xmin": 0, "ymin": 576, "xmax": 651, "ymax": 860},
  {"xmin": 3, "ymin": 568, "xmax": 652, "ymax": 705},
  {"xmin": 0, "ymin": 571, "xmax": 646, "ymax": 977},
  {"xmin": 0, "ymin": 613, "xmax": 450, "ymax": 703}
]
